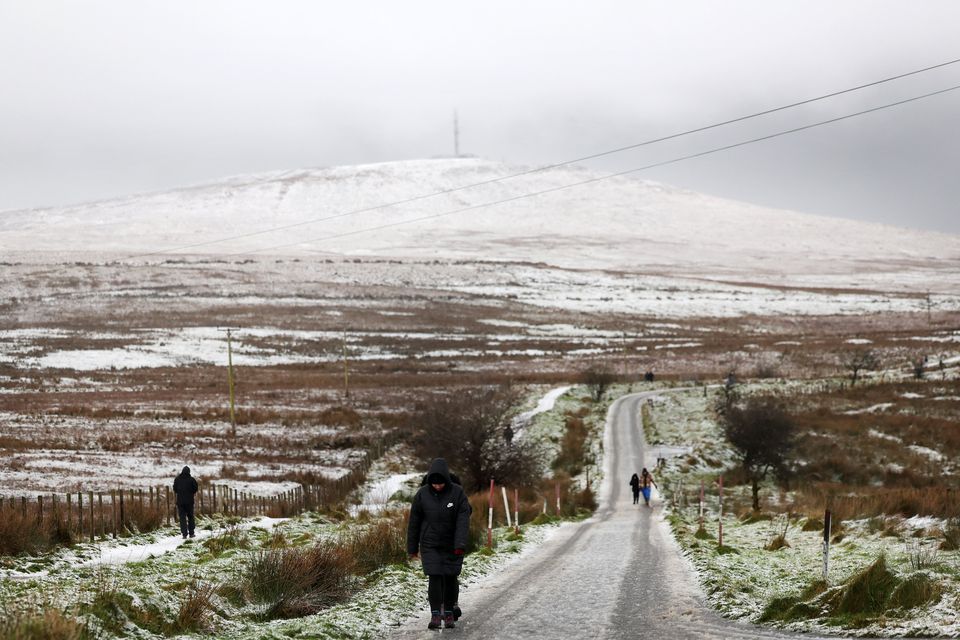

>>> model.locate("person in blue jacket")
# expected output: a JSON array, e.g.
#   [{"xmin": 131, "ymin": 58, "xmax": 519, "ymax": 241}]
[{"xmin": 407, "ymin": 458, "xmax": 471, "ymax": 630}]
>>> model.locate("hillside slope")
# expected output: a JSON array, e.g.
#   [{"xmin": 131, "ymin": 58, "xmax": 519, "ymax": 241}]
[{"xmin": 2, "ymin": 158, "xmax": 958, "ymax": 283}]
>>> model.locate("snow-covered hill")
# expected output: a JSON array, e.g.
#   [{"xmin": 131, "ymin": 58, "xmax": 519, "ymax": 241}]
[{"xmin": 2, "ymin": 157, "xmax": 958, "ymax": 281}]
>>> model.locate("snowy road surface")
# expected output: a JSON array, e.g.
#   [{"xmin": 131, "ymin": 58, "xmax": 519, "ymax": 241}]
[{"xmin": 389, "ymin": 391, "xmax": 832, "ymax": 639}]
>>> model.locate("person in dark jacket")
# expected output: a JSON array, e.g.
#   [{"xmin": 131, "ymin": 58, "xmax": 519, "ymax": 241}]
[
  {"xmin": 629, "ymin": 473, "xmax": 641, "ymax": 505},
  {"xmin": 173, "ymin": 466, "xmax": 199, "ymax": 538},
  {"xmin": 407, "ymin": 458, "xmax": 471, "ymax": 630}
]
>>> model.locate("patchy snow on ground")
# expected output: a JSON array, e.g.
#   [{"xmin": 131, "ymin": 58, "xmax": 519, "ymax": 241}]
[
  {"xmin": 868, "ymin": 428, "xmax": 903, "ymax": 443},
  {"xmin": 843, "ymin": 402, "xmax": 895, "ymax": 415},
  {"xmin": 907, "ymin": 444, "xmax": 944, "ymax": 462},
  {"xmin": 649, "ymin": 385, "xmax": 960, "ymax": 638}
]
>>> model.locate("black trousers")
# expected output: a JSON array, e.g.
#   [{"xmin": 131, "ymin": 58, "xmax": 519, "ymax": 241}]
[
  {"xmin": 632, "ymin": 488, "xmax": 640, "ymax": 504},
  {"xmin": 427, "ymin": 574, "xmax": 459, "ymax": 613},
  {"xmin": 177, "ymin": 503, "xmax": 195, "ymax": 536}
]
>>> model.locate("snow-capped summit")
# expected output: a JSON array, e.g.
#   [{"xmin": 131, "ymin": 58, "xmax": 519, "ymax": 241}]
[{"xmin": 2, "ymin": 157, "xmax": 958, "ymax": 280}]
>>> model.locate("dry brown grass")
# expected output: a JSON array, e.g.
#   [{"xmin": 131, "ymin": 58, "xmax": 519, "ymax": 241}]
[
  {"xmin": 0, "ymin": 609, "xmax": 86, "ymax": 640},
  {"xmin": 791, "ymin": 486, "xmax": 960, "ymax": 522},
  {"xmin": 342, "ymin": 512, "xmax": 408, "ymax": 575},
  {"xmin": 246, "ymin": 542, "xmax": 354, "ymax": 619},
  {"xmin": 174, "ymin": 579, "xmax": 218, "ymax": 633}
]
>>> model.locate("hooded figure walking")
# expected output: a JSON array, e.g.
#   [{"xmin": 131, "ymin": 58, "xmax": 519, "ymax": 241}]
[
  {"xmin": 173, "ymin": 466, "xmax": 199, "ymax": 538},
  {"xmin": 629, "ymin": 473, "xmax": 641, "ymax": 505},
  {"xmin": 407, "ymin": 458, "xmax": 471, "ymax": 630}
]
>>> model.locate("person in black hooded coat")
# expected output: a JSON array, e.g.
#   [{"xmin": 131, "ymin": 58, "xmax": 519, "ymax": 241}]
[
  {"xmin": 407, "ymin": 458, "xmax": 471, "ymax": 630},
  {"xmin": 172, "ymin": 466, "xmax": 198, "ymax": 538}
]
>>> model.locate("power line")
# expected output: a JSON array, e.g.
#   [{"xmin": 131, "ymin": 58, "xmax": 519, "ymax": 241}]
[
  {"xmin": 227, "ymin": 83, "xmax": 960, "ymax": 256},
  {"xmin": 18, "ymin": 80, "xmax": 960, "ymax": 310},
  {"xmin": 129, "ymin": 56, "xmax": 960, "ymax": 259}
]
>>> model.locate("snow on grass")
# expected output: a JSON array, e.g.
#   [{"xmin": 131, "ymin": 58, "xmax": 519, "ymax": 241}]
[
  {"xmin": 649, "ymin": 385, "xmax": 960, "ymax": 638},
  {"xmin": 843, "ymin": 402, "xmax": 895, "ymax": 415},
  {"xmin": 868, "ymin": 428, "xmax": 903, "ymax": 443},
  {"xmin": 0, "ymin": 495, "xmax": 568, "ymax": 639},
  {"xmin": 906, "ymin": 445, "xmax": 944, "ymax": 462}
]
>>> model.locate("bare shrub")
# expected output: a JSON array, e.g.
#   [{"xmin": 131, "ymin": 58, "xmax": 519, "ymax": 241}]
[
  {"xmin": 905, "ymin": 540, "xmax": 940, "ymax": 571},
  {"xmin": 839, "ymin": 346, "xmax": 879, "ymax": 386},
  {"xmin": 412, "ymin": 386, "xmax": 542, "ymax": 492},
  {"xmin": 581, "ymin": 366, "xmax": 616, "ymax": 402},
  {"xmin": 765, "ymin": 515, "xmax": 791, "ymax": 551},
  {"xmin": 553, "ymin": 412, "xmax": 589, "ymax": 477}
]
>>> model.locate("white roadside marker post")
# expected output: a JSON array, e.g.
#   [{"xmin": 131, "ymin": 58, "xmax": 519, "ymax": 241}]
[
  {"xmin": 487, "ymin": 478, "xmax": 494, "ymax": 549},
  {"xmin": 501, "ymin": 486, "xmax": 512, "ymax": 528},
  {"xmin": 823, "ymin": 509, "xmax": 832, "ymax": 583}
]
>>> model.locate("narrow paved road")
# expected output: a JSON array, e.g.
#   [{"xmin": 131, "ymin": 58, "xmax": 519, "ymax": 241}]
[{"xmin": 390, "ymin": 391, "xmax": 831, "ymax": 639}]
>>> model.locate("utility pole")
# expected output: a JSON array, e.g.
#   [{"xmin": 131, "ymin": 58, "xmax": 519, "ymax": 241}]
[
  {"xmin": 453, "ymin": 110, "xmax": 460, "ymax": 157},
  {"xmin": 218, "ymin": 327, "xmax": 239, "ymax": 438},
  {"xmin": 342, "ymin": 329, "xmax": 350, "ymax": 399},
  {"xmin": 926, "ymin": 291, "xmax": 932, "ymax": 324}
]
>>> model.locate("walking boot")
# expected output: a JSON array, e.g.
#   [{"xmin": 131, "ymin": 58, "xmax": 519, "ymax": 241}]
[{"xmin": 428, "ymin": 611, "xmax": 442, "ymax": 630}]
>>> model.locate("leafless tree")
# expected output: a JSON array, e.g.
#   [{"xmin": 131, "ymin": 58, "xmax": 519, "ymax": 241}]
[
  {"xmin": 581, "ymin": 366, "xmax": 616, "ymax": 402},
  {"xmin": 720, "ymin": 395, "xmax": 796, "ymax": 511},
  {"xmin": 412, "ymin": 385, "xmax": 542, "ymax": 492},
  {"xmin": 840, "ymin": 346, "xmax": 879, "ymax": 386}
]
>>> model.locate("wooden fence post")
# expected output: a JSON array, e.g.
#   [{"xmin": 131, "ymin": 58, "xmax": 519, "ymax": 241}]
[
  {"xmin": 78, "ymin": 492, "xmax": 83, "ymax": 535},
  {"xmin": 111, "ymin": 490, "xmax": 117, "ymax": 539}
]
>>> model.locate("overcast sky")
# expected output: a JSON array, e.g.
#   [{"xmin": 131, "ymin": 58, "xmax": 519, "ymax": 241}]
[{"xmin": 2, "ymin": 1, "xmax": 959, "ymax": 234}]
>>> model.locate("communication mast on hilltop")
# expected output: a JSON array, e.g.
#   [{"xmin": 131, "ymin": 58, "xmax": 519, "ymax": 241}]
[{"xmin": 453, "ymin": 110, "xmax": 460, "ymax": 157}]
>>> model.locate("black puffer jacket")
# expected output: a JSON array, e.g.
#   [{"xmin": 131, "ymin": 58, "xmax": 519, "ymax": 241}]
[
  {"xmin": 407, "ymin": 458, "xmax": 471, "ymax": 575},
  {"xmin": 173, "ymin": 466, "xmax": 198, "ymax": 506}
]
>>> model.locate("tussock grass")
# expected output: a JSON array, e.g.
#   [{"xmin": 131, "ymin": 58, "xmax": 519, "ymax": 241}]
[
  {"xmin": 175, "ymin": 579, "xmax": 218, "ymax": 633},
  {"xmin": 765, "ymin": 534, "xmax": 790, "ymax": 551},
  {"xmin": 343, "ymin": 513, "xmax": 408, "ymax": 575},
  {"xmin": 246, "ymin": 543, "xmax": 354, "ymax": 620},
  {"xmin": 889, "ymin": 573, "xmax": 942, "ymax": 610},
  {"xmin": 202, "ymin": 523, "xmax": 251, "ymax": 556},
  {"xmin": 760, "ymin": 555, "xmax": 943, "ymax": 628},
  {"xmin": 835, "ymin": 555, "xmax": 899, "ymax": 616},
  {"xmin": 0, "ymin": 609, "xmax": 86, "ymax": 640},
  {"xmin": 86, "ymin": 580, "xmax": 166, "ymax": 635}
]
